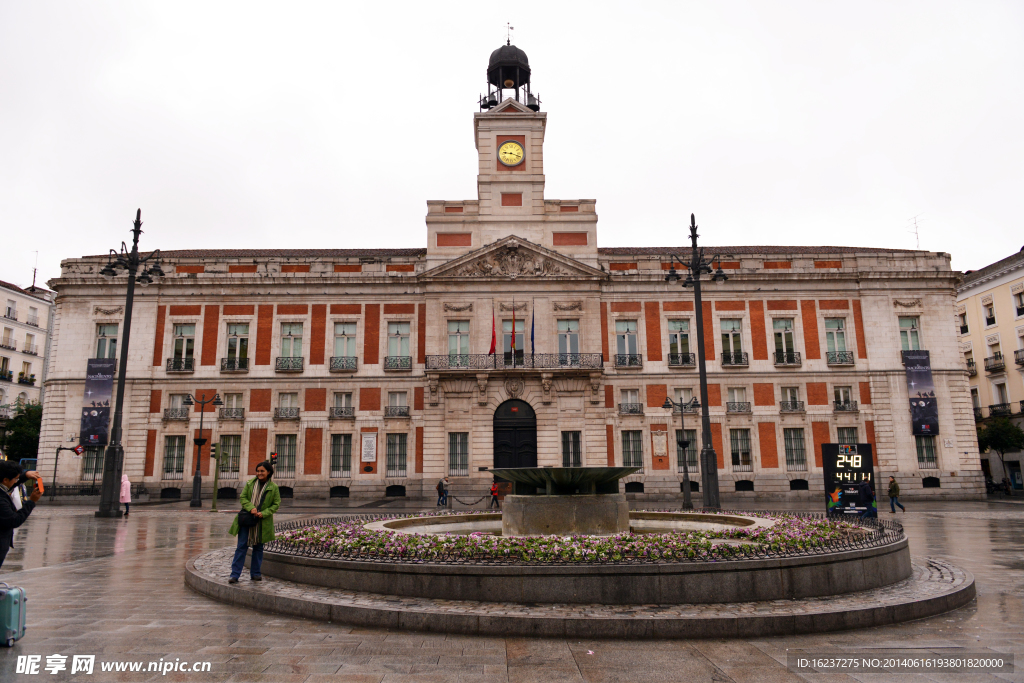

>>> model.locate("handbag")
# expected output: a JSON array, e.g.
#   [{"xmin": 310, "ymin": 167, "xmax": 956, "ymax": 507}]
[{"xmin": 237, "ymin": 482, "xmax": 267, "ymax": 528}]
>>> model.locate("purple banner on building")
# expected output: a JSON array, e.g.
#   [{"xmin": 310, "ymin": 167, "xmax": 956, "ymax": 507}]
[
  {"xmin": 903, "ymin": 349, "xmax": 939, "ymax": 436},
  {"xmin": 80, "ymin": 358, "xmax": 115, "ymax": 446}
]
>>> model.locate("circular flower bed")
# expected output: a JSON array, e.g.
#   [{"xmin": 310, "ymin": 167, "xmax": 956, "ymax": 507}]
[{"xmin": 274, "ymin": 512, "xmax": 869, "ymax": 564}]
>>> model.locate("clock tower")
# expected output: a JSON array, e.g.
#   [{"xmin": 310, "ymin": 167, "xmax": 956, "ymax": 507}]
[{"xmin": 426, "ymin": 44, "xmax": 599, "ymax": 268}]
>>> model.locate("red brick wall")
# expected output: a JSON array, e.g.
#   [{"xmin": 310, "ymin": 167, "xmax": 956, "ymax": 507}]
[
  {"xmin": 310, "ymin": 304, "xmax": 326, "ymax": 365},
  {"xmin": 706, "ymin": 383, "xmax": 721, "ymax": 406},
  {"xmin": 169, "ymin": 305, "xmax": 201, "ymax": 316},
  {"xmin": 193, "ymin": 428, "xmax": 210, "ymax": 476},
  {"xmin": 559, "ymin": 206, "xmax": 579, "ymax": 213},
  {"xmin": 386, "ymin": 264, "xmax": 415, "ymax": 273},
  {"xmin": 364, "ymin": 304, "xmax": 380, "ymax": 364},
  {"xmin": 702, "ymin": 302, "xmax": 714, "ymax": 360},
  {"xmin": 414, "ymin": 387, "xmax": 424, "ymax": 411},
  {"xmin": 277, "ymin": 304, "xmax": 308, "ymax": 316},
  {"xmin": 305, "ymin": 387, "xmax": 326, "ymax": 412},
  {"xmin": 500, "ymin": 193, "xmax": 523, "ymax": 207},
  {"xmin": 807, "ymin": 382, "xmax": 829, "ymax": 405},
  {"xmin": 763, "ymin": 261, "xmax": 791, "ymax": 269},
  {"xmin": 749, "ymin": 300, "xmax": 768, "ymax": 360},
  {"xmin": 175, "ymin": 265, "xmax": 204, "ymax": 274},
  {"xmin": 248, "ymin": 428, "xmax": 268, "ymax": 474},
  {"xmin": 852, "ymin": 300, "xmax": 867, "ymax": 359},
  {"xmin": 201, "ymin": 305, "xmax": 219, "ymax": 366},
  {"xmin": 644, "ymin": 301, "xmax": 662, "ymax": 361},
  {"xmin": 416, "ymin": 426, "xmax": 424, "ymax": 474},
  {"xmin": 304, "ymin": 427, "xmax": 322, "ymax": 475},
  {"xmin": 444, "ymin": 206, "xmax": 463, "ymax": 213},
  {"xmin": 255, "ymin": 305, "xmax": 273, "ymax": 366},
  {"xmin": 605, "ymin": 425, "xmax": 615, "ymax": 466},
  {"xmin": 663, "ymin": 301, "xmax": 694, "ymax": 312},
  {"xmin": 193, "ymin": 389, "xmax": 217, "ymax": 412},
  {"xmin": 281, "ymin": 264, "xmax": 310, "ymax": 273},
  {"xmin": 758, "ymin": 423, "xmax": 779, "ymax": 468},
  {"xmin": 711, "ymin": 261, "xmax": 741, "ymax": 270},
  {"xmin": 250, "ymin": 389, "xmax": 271, "ymax": 413},
  {"xmin": 437, "ymin": 233, "xmax": 472, "ymax": 247},
  {"xmin": 604, "ymin": 385, "xmax": 614, "ymax": 408},
  {"xmin": 383, "ymin": 303, "xmax": 415, "ymax": 314},
  {"xmin": 144, "ymin": 430, "xmax": 157, "ymax": 477},
  {"xmin": 495, "ymin": 135, "xmax": 526, "ymax": 172},
  {"xmin": 223, "ymin": 305, "xmax": 254, "ymax": 315},
  {"xmin": 811, "ymin": 422, "xmax": 831, "ymax": 467},
  {"xmin": 600, "ymin": 303, "xmax": 609, "ymax": 362},
  {"xmin": 710, "ymin": 423, "xmax": 724, "ymax": 469},
  {"xmin": 818, "ymin": 300, "xmax": 849, "ymax": 310},
  {"xmin": 552, "ymin": 232, "xmax": 588, "ymax": 245},
  {"xmin": 609, "ymin": 263, "xmax": 637, "ymax": 271},
  {"xmin": 767, "ymin": 300, "xmax": 798, "ymax": 311},
  {"xmin": 814, "ymin": 260, "xmax": 842, "ymax": 269},
  {"xmin": 360, "ymin": 387, "xmax": 381, "ymax": 412},
  {"xmin": 149, "ymin": 390, "xmax": 162, "ymax": 413},
  {"xmin": 646, "ymin": 384, "xmax": 667, "ymax": 409},
  {"xmin": 152, "ymin": 305, "xmax": 166, "ymax": 366},
  {"xmin": 334, "ymin": 264, "xmax": 361, "ymax": 273},
  {"xmin": 360, "ymin": 427, "xmax": 378, "ymax": 474},
  {"xmin": 865, "ymin": 420, "xmax": 876, "ymax": 453},
  {"xmin": 331, "ymin": 304, "xmax": 361, "ymax": 315},
  {"xmin": 753, "ymin": 383, "xmax": 775, "ymax": 406},
  {"xmin": 860, "ymin": 382, "xmax": 872, "ymax": 405},
  {"xmin": 800, "ymin": 300, "xmax": 821, "ymax": 359},
  {"xmin": 228, "ymin": 265, "xmax": 257, "ymax": 273},
  {"xmin": 610, "ymin": 301, "xmax": 641, "ymax": 312},
  {"xmin": 715, "ymin": 301, "xmax": 745, "ymax": 311},
  {"xmin": 417, "ymin": 303, "xmax": 426, "ymax": 365}
]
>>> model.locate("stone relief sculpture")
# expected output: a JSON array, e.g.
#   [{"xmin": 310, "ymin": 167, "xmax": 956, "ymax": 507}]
[
  {"xmin": 553, "ymin": 301, "xmax": 583, "ymax": 311},
  {"xmin": 452, "ymin": 246, "xmax": 572, "ymax": 278},
  {"xmin": 443, "ymin": 303, "xmax": 473, "ymax": 312}
]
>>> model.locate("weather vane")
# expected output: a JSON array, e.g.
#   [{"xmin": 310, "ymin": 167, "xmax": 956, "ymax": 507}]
[{"xmin": 507, "ymin": 22, "xmax": 514, "ymax": 45}]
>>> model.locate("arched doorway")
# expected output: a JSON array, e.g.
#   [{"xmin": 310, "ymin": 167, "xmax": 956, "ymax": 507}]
[{"xmin": 493, "ymin": 399, "xmax": 537, "ymax": 470}]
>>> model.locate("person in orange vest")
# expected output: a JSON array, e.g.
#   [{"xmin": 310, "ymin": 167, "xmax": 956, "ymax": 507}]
[{"xmin": 489, "ymin": 481, "xmax": 501, "ymax": 510}]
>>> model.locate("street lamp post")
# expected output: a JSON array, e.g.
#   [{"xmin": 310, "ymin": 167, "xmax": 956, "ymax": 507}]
[
  {"xmin": 96, "ymin": 209, "xmax": 163, "ymax": 518},
  {"xmin": 664, "ymin": 213, "xmax": 728, "ymax": 510},
  {"xmin": 662, "ymin": 396, "xmax": 700, "ymax": 509},
  {"xmin": 183, "ymin": 392, "xmax": 222, "ymax": 508}
]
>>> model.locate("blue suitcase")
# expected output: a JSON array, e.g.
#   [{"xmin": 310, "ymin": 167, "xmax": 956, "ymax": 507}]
[{"xmin": 0, "ymin": 582, "xmax": 26, "ymax": 646}]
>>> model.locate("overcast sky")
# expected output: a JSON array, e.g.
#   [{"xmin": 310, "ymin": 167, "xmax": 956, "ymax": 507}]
[{"xmin": 1, "ymin": 1, "xmax": 1021, "ymax": 289}]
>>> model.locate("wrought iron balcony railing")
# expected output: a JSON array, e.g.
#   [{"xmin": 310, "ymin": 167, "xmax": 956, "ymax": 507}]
[
  {"xmin": 384, "ymin": 356, "xmax": 412, "ymax": 371},
  {"xmin": 3, "ymin": 310, "xmax": 16, "ymax": 321},
  {"xmin": 614, "ymin": 354, "xmax": 643, "ymax": 368},
  {"xmin": 721, "ymin": 351, "xmax": 749, "ymax": 366},
  {"xmin": 274, "ymin": 407, "xmax": 300, "ymax": 420},
  {"xmin": 163, "ymin": 408, "xmax": 189, "ymax": 421},
  {"xmin": 1016, "ymin": 349, "xmax": 1024, "ymax": 366},
  {"xmin": 667, "ymin": 353, "xmax": 696, "ymax": 367},
  {"xmin": 276, "ymin": 356, "xmax": 304, "ymax": 372},
  {"xmin": 0, "ymin": 338, "xmax": 15, "ymax": 350},
  {"xmin": 619, "ymin": 402, "xmax": 644, "ymax": 415},
  {"xmin": 985, "ymin": 316, "xmax": 996, "ymax": 326},
  {"xmin": 989, "ymin": 403, "xmax": 1012, "ymax": 417},
  {"xmin": 0, "ymin": 370, "xmax": 12, "ymax": 382},
  {"xmin": 424, "ymin": 353, "xmax": 604, "ymax": 371},
  {"xmin": 834, "ymin": 401, "xmax": 859, "ymax": 412},
  {"xmin": 960, "ymin": 324, "xmax": 969, "ymax": 335},
  {"xmin": 774, "ymin": 351, "xmax": 801, "ymax": 366},
  {"xmin": 966, "ymin": 359, "xmax": 977, "ymax": 376},
  {"xmin": 329, "ymin": 406, "xmax": 355, "ymax": 419},
  {"xmin": 826, "ymin": 351, "xmax": 855, "ymax": 365},
  {"xmin": 984, "ymin": 353, "xmax": 1005, "ymax": 372},
  {"xmin": 732, "ymin": 463, "xmax": 753, "ymax": 473},
  {"xmin": 219, "ymin": 408, "xmax": 245, "ymax": 420},
  {"xmin": 779, "ymin": 401, "xmax": 805, "ymax": 412},
  {"xmin": 221, "ymin": 357, "xmax": 249, "ymax": 372},
  {"xmin": 726, "ymin": 401, "xmax": 751, "ymax": 413},
  {"xmin": 385, "ymin": 405, "xmax": 410, "ymax": 418},
  {"xmin": 973, "ymin": 407, "xmax": 983, "ymax": 421},
  {"xmin": 330, "ymin": 356, "xmax": 357, "ymax": 371},
  {"xmin": 17, "ymin": 376, "xmax": 35, "ymax": 385},
  {"xmin": 26, "ymin": 316, "xmax": 39, "ymax": 328},
  {"xmin": 786, "ymin": 461, "xmax": 807, "ymax": 472},
  {"xmin": 22, "ymin": 344, "xmax": 38, "ymax": 356},
  {"xmin": 166, "ymin": 358, "xmax": 194, "ymax": 372},
  {"xmin": 672, "ymin": 403, "xmax": 698, "ymax": 414}
]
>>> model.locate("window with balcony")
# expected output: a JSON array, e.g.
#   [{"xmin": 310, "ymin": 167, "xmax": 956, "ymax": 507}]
[
  {"xmin": 837, "ymin": 427, "xmax": 858, "ymax": 444},
  {"xmin": 1016, "ymin": 292, "xmax": 1024, "ymax": 317},
  {"xmin": 621, "ymin": 430, "xmax": 643, "ymax": 470},
  {"xmin": 275, "ymin": 434, "xmax": 297, "ymax": 476},
  {"xmin": 958, "ymin": 312, "xmax": 969, "ymax": 335},
  {"xmin": 730, "ymin": 429, "xmax": 752, "ymax": 471},
  {"xmin": 0, "ymin": 356, "xmax": 8, "ymax": 381},
  {"xmin": 223, "ymin": 323, "xmax": 249, "ymax": 371},
  {"xmin": 328, "ymin": 322, "xmax": 357, "ymax": 370},
  {"xmin": 331, "ymin": 392, "xmax": 354, "ymax": 418},
  {"xmin": 783, "ymin": 428, "xmax": 806, "ymax": 471},
  {"xmin": 780, "ymin": 386, "xmax": 803, "ymax": 412},
  {"xmin": 899, "ymin": 316, "xmax": 920, "ymax": 351},
  {"xmin": 992, "ymin": 382, "xmax": 1009, "ymax": 414},
  {"xmin": 834, "ymin": 386, "xmax": 856, "ymax": 411},
  {"xmin": 676, "ymin": 429, "xmax": 698, "ymax": 473},
  {"xmin": 386, "ymin": 392, "xmax": 409, "ymax": 418},
  {"xmin": 448, "ymin": 432, "xmax": 469, "ymax": 476},
  {"xmin": 331, "ymin": 434, "xmax": 352, "ymax": 477},
  {"xmin": 220, "ymin": 393, "xmax": 244, "ymax": 419},
  {"xmin": 276, "ymin": 392, "xmax": 299, "ymax": 419},
  {"xmin": 387, "ymin": 322, "xmax": 412, "ymax": 369},
  {"xmin": 916, "ymin": 435, "xmax": 937, "ymax": 468},
  {"xmin": 615, "ymin": 320, "xmax": 641, "ymax": 366},
  {"xmin": 219, "ymin": 435, "xmax": 241, "ymax": 478},
  {"xmin": 667, "ymin": 320, "xmax": 693, "ymax": 365},
  {"xmin": 447, "ymin": 320, "xmax": 470, "ymax": 366},
  {"xmin": 727, "ymin": 387, "xmax": 750, "ymax": 412},
  {"xmin": 275, "ymin": 322, "xmax": 303, "ymax": 371},
  {"xmin": 27, "ymin": 306, "xmax": 38, "ymax": 327},
  {"xmin": 773, "ymin": 318, "xmax": 799, "ymax": 364},
  {"xmin": 720, "ymin": 319, "xmax": 746, "ymax": 365},
  {"xmin": 983, "ymin": 303, "xmax": 996, "ymax": 327},
  {"xmin": 22, "ymin": 333, "xmax": 36, "ymax": 356},
  {"xmin": 673, "ymin": 387, "xmax": 696, "ymax": 412},
  {"xmin": 165, "ymin": 394, "xmax": 190, "ymax": 420},
  {"xmin": 386, "ymin": 433, "xmax": 407, "ymax": 477},
  {"xmin": 985, "ymin": 344, "xmax": 1004, "ymax": 372},
  {"xmin": 620, "ymin": 389, "xmax": 642, "ymax": 414},
  {"xmin": 95, "ymin": 324, "xmax": 118, "ymax": 359},
  {"xmin": 162, "ymin": 435, "xmax": 185, "ymax": 479},
  {"xmin": 170, "ymin": 324, "xmax": 195, "ymax": 371},
  {"xmin": 825, "ymin": 318, "xmax": 853, "ymax": 364},
  {"xmin": 0, "ymin": 328, "xmax": 13, "ymax": 350},
  {"xmin": 561, "ymin": 431, "xmax": 582, "ymax": 468},
  {"xmin": 4, "ymin": 300, "xmax": 15, "ymax": 320},
  {"xmin": 965, "ymin": 353, "xmax": 976, "ymax": 376},
  {"xmin": 557, "ymin": 319, "xmax": 580, "ymax": 365}
]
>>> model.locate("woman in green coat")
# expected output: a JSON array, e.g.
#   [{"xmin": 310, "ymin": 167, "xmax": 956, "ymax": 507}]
[{"xmin": 228, "ymin": 460, "xmax": 281, "ymax": 583}]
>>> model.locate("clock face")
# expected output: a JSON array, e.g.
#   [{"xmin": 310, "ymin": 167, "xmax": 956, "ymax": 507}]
[{"xmin": 498, "ymin": 140, "xmax": 524, "ymax": 167}]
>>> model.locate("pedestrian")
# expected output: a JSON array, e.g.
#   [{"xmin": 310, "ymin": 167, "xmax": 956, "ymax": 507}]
[
  {"xmin": 888, "ymin": 476, "xmax": 905, "ymax": 513},
  {"xmin": 857, "ymin": 480, "xmax": 877, "ymax": 518},
  {"xmin": 442, "ymin": 477, "xmax": 450, "ymax": 507},
  {"xmin": 120, "ymin": 474, "xmax": 132, "ymax": 517},
  {"xmin": 0, "ymin": 460, "xmax": 41, "ymax": 570},
  {"xmin": 228, "ymin": 460, "xmax": 281, "ymax": 584},
  {"xmin": 489, "ymin": 481, "xmax": 501, "ymax": 510},
  {"xmin": 436, "ymin": 477, "xmax": 445, "ymax": 507}
]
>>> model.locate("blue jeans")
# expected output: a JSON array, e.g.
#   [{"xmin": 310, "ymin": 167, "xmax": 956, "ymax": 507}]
[
  {"xmin": 230, "ymin": 530, "xmax": 263, "ymax": 579},
  {"xmin": 890, "ymin": 496, "xmax": 905, "ymax": 512}
]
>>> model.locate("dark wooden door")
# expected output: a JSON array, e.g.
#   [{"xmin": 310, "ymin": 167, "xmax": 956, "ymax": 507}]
[{"xmin": 493, "ymin": 399, "xmax": 537, "ymax": 470}]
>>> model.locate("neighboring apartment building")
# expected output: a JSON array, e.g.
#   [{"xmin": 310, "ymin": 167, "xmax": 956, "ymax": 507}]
[
  {"xmin": 37, "ymin": 46, "xmax": 984, "ymax": 502},
  {"xmin": 0, "ymin": 279, "xmax": 54, "ymax": 417},
  {"xmin": 957, "ymin": 247, "xmax": 1024, "ymax": 488}
]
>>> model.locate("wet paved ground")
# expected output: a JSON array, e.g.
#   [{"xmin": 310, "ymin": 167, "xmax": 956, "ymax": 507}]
[{"xmin": 0, "ymin": 499, "xmax": 1022, "ymax": 682}]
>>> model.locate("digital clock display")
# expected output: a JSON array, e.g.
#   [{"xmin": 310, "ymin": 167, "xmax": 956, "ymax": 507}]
[{"xmin": 821, "ymin": 443, "xmax": 876, "ymax": 515}]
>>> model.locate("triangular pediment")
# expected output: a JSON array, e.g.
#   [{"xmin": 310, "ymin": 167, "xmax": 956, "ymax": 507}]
[
  {"xmin": 489, "ymin": 98, "xmax": 533, "ymax": 114},
  {"xmin": 422, "ymin": 236, "xmax": 607, "ymax": 280}
]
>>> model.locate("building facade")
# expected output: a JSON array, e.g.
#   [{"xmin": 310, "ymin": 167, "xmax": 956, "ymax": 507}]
[
  {"xmin": 0, "ymin": 279, "xmax": 53, "ymax": 416},
  {"xmin": 38, "ymin": 47, "xmax": 983, "ymax": 501},
  {"xmin": 957, "ymin": 248, "xmax": 1024, "ymax": 488}
]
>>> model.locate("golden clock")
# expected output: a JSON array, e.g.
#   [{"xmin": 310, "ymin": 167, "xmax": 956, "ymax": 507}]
[{"xmin": 498, "ymin": 140, "xmax": 524, "ymax": 167}]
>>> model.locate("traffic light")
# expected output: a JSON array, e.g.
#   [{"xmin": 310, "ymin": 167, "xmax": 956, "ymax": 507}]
[
  {"xmin": 210, "ymin": 443, "xmax": 219, "ymax": 460},
  {"xmin": 270, "ymin": 452, "xmax": 278, "ymax": 465}
]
